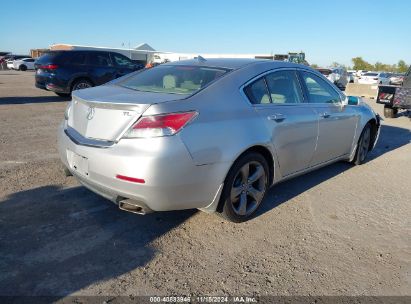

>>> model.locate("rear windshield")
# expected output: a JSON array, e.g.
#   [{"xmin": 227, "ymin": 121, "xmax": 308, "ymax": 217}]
[
  {"xmin": 36, "ymin": 52, "xmax": 65, "ymax": 64},
  {"xmin": 119, "ymin": 65, "xmax": 231, "ymax": 94}
]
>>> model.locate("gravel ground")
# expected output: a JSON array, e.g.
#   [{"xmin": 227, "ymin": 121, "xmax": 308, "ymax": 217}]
[{"xmin": 0, "ymin": 70, "xmax": 410, "ymax": 299}]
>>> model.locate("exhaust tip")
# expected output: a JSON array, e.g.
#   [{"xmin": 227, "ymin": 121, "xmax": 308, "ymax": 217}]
[{"xmin": 118, "ymin": 198, "xmax": 152, "ymax": 215}]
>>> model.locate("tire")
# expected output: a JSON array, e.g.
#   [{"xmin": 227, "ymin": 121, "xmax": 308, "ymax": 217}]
[
  {"xmin": 71, "ymin": 79, "xmax": 93, "ymax": 92},
  {"xmin": 19, "ymin": 65, "xmax": 27, "ymax": 71},
  {"xmin": 383, "ymin": 106, "xmax": 397, "ymax": 118},
  {"xmin": 55, "ymin": 92, "xmax": 71, "ymax": 98},
  {"xmin": 217, "ymin": 152, "xmax": 269, "ymax": 222},
  {"xmin": 353, "ymin": 123, "xmax": 372, "ymax": 165}
]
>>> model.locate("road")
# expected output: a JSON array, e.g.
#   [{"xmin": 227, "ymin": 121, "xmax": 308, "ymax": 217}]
[{"xmin": 0, "ymin": 70, "xmax": 410, "ymax": 298}]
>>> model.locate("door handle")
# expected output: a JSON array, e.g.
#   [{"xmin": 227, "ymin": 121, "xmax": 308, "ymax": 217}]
[
  {"xmin": 320, "ymin": 112, "xmax": 330, "ymax": 118},
  {"xmin": 268, "ymin": 113, "xmax": 286, "ymax": 122}
]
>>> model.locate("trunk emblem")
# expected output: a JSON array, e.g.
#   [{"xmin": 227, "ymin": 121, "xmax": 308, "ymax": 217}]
[{"xmin": 86, "ymin": 107, "xmax": 95, "ymax": 120}]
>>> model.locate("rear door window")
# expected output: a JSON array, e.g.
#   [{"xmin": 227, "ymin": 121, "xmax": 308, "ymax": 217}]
[
  {"xmin": 89, "ymin": 52, "xmax": 113, "ymax": 67},
  {"xmin": 265, "ymin": 70, "xmax": 303, "ymax": 104},
  {"xmin": 300, "ymin": 71, "xmax": 341, "ymax": 104},
  {"xmin": 70, "ymin": 52, "xmax": 88, "ymax": 65}
]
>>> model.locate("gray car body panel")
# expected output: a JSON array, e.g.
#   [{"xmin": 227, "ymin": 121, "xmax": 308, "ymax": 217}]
[{"xmin": 58, "ymin": 59, "xmax": 380, "ymax": 213}]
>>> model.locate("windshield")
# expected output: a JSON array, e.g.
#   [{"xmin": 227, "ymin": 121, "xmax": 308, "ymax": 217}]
[
  {"xmin": 119, "ymin": 65, "xmax": 231, "ymax": 94},
  {"xmin": 364, "ymin": 72, "xmax": 378, "ymax": 76}
]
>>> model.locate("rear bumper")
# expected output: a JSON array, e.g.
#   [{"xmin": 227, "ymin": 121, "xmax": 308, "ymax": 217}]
[
  {"xmin": 35, "ymin": 74, "xmax": 70, "ymax": 94},
  {"xmin": 57, "ymin": 122, "xmax": 227, "ymax": 212}
]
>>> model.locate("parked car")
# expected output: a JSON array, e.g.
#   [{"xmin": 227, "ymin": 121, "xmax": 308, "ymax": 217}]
[
  {"xmin": 347, "ymin": 71, "xmax": 355, "ymax": 83},
  {"xmin": 316, "ymin": 67, "xmax": 348, "ymax": 90},
  {"xmin": 34, "ymin": 50, "xmax": 144, "ymax": 97},
  {"xmin": 11, "ymin": 58, "xmax": 35, "ymax": 71},
  {"xmin": 6, "ymin": 60, "xmax": 15, "ymax": 70},
  {"xmin": 4, "ymin": 55, "xmax": 30, "ymax": 69},
  {"xmin": 358, "ymin": 72, "xmax": 390, "ymax": 85},
  {"xmin": 58, "ymin": 59, "xmax": 381, "ymax": 222},
  {"xmin": 389, "ymin": 73, "xmax": 405, "ymax": 85}
]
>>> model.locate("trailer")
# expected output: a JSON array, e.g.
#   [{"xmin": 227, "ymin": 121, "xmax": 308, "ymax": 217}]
[{"xmin": 377, "ymin": 66, "xmax": 411, "ymax": 118}]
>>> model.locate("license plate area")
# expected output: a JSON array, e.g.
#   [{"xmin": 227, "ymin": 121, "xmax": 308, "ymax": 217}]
[{"xmin": 68, "ymin": 150, "xmax": 89, "ymax": 177}]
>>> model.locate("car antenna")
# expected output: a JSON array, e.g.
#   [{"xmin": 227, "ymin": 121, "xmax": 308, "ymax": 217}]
[{"xmin": 197, "ymin": 55, "xmax": 206, "ymax": 63}]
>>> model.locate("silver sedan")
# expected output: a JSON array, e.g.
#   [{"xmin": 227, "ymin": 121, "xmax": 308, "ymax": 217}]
[{"xmin": 58, "ymin": 59, "xmax": 381, "ymax": 222}]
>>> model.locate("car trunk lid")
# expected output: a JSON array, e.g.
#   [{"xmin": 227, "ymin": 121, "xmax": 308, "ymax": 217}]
[{"xmin": 68, "ymin": 85, "xmax": 189, "ymax": 141}]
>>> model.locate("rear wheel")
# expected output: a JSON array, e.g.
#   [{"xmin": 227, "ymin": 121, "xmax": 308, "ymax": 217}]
[
  {"xmin": 383, "ymin": 105, "xmax": 397, "ymax": 118},
  {"xmin": 218, "ymin": 152, "xmax": 269, "ymax": 222},
  {"xmin": 72, "ymin": 79, "xmax": 93, "ymax": 92},
  {"xmin": 19, "ymin": 65, "xmax": 27, "ymax": 71},
  {"xmin": 353, "ymin": 123, "xmax": 372, "ymax": 165}
]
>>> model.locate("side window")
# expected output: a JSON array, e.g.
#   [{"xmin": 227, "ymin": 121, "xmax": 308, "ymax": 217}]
[
  {"xmin": 265, "ymin": 70, "xmax": 303, "ymax": 104},
  {"xmin": 244, "ymin": 78, "xmax": 270, "ymax": 104},
  {"xmin": 89, "ymin": 52, "xmax": 112, "ymax": 67},
  {"xmin": 301, "ymin": 72, "xmax": 341, "ymax": 104},
  {"xmin": 70, "ymin": 52, "xmax": 87, "ymax": 65},
  {"xmin": 112, "ymin": 53, "xmax": 134, "ymax": 68}
]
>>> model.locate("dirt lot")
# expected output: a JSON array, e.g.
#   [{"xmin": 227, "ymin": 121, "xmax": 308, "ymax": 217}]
[{"xmin": 0, "ymin": 70, "xmax": 410, "ymax": 299}]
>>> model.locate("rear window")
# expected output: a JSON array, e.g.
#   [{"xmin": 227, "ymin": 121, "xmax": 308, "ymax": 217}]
[
  {"xmin": 36, "ymin": 52, "xmax": 63, "ymax": 64},
  {"xmin": 364, "ymin": 72, "xmax": 378, "ymax": 76},
  {"xmin": 119, "ymin": 65, "xmax": 230, "ymax": 94}
]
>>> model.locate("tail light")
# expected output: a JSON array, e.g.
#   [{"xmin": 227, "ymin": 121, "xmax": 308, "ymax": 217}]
[
  {"xmin": 39, "ymin": 64, "xmax": 58, "ymax": 70},
  {"xmin": 123, "ymin": 111, "xmax": 198, "ymax": 138}
]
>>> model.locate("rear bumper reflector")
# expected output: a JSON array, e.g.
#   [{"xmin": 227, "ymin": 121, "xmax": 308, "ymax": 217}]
[{"xmin": 116, "ymin": 174, "xmax": 145, "ymax": 184}]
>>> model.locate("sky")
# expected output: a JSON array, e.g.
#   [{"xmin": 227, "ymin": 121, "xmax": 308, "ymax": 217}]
[{"xmin": 1, "ymin": 0, "xmax": 410, "ymax": 67}]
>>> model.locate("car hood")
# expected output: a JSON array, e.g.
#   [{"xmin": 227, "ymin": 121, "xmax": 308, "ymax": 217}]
[{"xmin": 73, "ymin": 84, "xmax": 190, "ymax": 105}]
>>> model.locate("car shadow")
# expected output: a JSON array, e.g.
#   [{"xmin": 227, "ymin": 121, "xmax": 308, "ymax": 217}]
[
  {"xmin": 255, "ymin": 124, "xmax": 411, "ymax": 218},
  {"xmin": 0, "ymin": 96, "xmax": 70, "ymax": 105},
  {"xmin": 0, "ymin": 185, "xmax": 195, "ymax": 296}
]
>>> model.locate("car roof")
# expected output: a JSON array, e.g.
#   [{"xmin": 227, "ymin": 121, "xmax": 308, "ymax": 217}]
[{"xmin": 166, "ymin": 58, "xmax": 298, "ymax": 70}]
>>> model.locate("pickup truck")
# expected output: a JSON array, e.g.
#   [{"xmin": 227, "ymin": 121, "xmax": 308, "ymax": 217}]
[{"xmin": 377, "ymin": 66, "xmax": 411, "ymax": 118}]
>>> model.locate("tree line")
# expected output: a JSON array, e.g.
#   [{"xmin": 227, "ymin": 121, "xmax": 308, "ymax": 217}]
[{"xmin": 311, "ymin": 57, "xmax": 409, "ymax": 73}]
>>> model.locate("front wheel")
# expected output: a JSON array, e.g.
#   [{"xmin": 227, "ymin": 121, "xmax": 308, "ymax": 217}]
[
  {"xmin": 353, "ymin": 123, "xmax": 372, "ymax": 165},
  {"xmin": 217, "ymin": 152, "xmax": 269, "ymax": 222}
]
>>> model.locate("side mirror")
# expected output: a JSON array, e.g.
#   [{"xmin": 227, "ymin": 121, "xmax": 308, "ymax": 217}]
[{"xmin": 346, "ymin": 96, "xmax": 360, "ymax": 106}]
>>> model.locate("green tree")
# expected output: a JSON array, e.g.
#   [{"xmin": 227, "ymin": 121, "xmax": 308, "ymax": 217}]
[
  {"xmin": 310, "ymin": 63, "xmax": 319, "ymax": 69},
  {"xmin": 352, "ymin": 57, "xmax": 373, "ymax": 70},
  {"xmin": 397, "ymin": 60, "xmax": 409, "ymax": 73}
]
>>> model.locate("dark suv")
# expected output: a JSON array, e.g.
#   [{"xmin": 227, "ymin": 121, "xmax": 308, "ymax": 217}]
[{"xmin": 35, "ymin": 50, "xmax": 144, "ymax": 97}]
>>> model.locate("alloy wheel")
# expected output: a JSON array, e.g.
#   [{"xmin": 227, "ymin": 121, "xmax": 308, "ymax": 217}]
[
  {"xmin": 230, "ymin": 161, "xmax": 266, "ymax": 216},
  {"xmin": 74, "ymin": 82, "xmax": 92, "ymax": 90}
]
